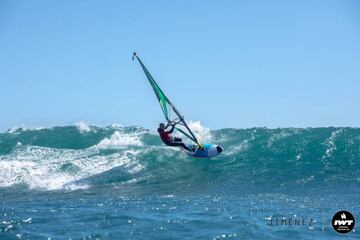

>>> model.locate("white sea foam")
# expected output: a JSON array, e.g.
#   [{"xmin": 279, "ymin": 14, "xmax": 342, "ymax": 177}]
[
  {"xmin": 225, "ymin": 139, "xmax": 249, "ymax": 156},
  {"xmin": 96, "ymin": 131, "xmax": 143, "ymax": 149},
  {"xmin": 267, "ymin": 131, "xmax": 291, "ymax": 147},
  {"xmin": 323, "ymin": 128, "xmax": 343, "ymax": 159},
  {"xmin": 0, "ymin": 145, "xmax": 144, "ymax": 191},
  {"xmin": 7, "ymin": 124, "xmax": 45, "ymax": 133},
  {"xmin": 75, "ymin": 121, "xmax": 91, "ymax": 133},
  {"xmin": 187, "ymin": 121, "xmax": 212, "ymax": 143},
  {"xmin": 110, "ymin": 123, "xmax": 124, "ymax": 129},
  {"xmin": 7, "ymin": 126, "xmax": 23, "ymax": 134}
]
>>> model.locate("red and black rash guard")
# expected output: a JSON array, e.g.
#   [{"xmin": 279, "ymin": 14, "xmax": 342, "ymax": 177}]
[
  {"xmin": 158, "ymin": 128, "xmax": 172, "ymax": 142},
  {"xmin": 158, "ymin": 124, "xmax": 176, "ymax": 143}
]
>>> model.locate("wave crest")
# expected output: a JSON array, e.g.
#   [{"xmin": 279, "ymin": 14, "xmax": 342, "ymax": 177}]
[{"xmin": 1, "ymin": 125, "xmax": 360, "ymax": 192}]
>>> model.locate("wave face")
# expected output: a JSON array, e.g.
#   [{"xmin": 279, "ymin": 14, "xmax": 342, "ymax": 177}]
[{"xmin": 0, "ymin": 124, "xmax": 359, "ymax": 193}]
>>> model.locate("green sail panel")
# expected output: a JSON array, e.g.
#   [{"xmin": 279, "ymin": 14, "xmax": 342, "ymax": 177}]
[{"xmin": 135, "ymin": 55, "xmax": 170, "ymax": 120}]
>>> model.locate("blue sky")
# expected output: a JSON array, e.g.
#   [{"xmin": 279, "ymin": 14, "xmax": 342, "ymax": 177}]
[{"xmin": 1, "ymin": 0, "xmax": 359, "ymax": 131}]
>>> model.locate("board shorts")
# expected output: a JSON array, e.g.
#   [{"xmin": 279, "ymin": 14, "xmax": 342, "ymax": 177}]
[{"xmin": 165, "ymin": 137, "xmax": 182, "ymax": 146}]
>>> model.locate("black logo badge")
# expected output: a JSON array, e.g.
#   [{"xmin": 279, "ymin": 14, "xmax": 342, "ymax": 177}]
[{"xmin": 332, "ymin": 211, "xmax": 355, "ymax": 234}]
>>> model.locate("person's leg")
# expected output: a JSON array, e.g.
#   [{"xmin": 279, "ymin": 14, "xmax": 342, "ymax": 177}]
[
  {"xmin": 165, "ymin": 141, "xmax": 182, "ymax": 147},
  {"xmin": 166, "ymin": 141, "xmax": 192, "ymax": 151},
  {"xmin": 180, "ymin": 143, "xmax": 192, "ymax": 151},
  {"xmin": 174, "ymin": 137, "xmax": 182, "ymax": 142}
]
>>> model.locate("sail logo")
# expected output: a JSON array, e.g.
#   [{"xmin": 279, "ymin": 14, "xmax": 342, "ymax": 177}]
[{"xmin": 332, "ymin": 211, "xmax": 355, "ymax": 234}]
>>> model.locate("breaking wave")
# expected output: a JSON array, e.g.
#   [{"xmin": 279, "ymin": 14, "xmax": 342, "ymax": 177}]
[{"xmin": 0, "ymin": 123, "xmax": 359, "ymax": 193}]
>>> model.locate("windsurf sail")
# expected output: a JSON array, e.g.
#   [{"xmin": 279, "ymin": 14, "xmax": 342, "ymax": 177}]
[{"xmin": 132, "ymin": 52, "xmax": 200, "ymax": 145}]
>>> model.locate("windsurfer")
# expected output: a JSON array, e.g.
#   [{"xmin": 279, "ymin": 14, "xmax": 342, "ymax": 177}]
[{"xmin": 158, "ymin": 123, "xmax": 193, "ymax": 151}]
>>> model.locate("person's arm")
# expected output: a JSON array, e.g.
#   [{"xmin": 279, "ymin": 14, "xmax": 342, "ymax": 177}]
[{"xmin": 166, "ymin": 124, "xmax": 176, "ymax": 133}]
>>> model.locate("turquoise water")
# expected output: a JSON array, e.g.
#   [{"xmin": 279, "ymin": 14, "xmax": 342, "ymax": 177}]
[{"xmin": 0, "ymin": 124, "xmax": 359, "ymax": 239}]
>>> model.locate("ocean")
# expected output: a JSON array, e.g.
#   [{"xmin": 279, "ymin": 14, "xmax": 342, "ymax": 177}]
[{"xmin": 0, "ymin": 123, "xmax": 359, "ymax": 239}]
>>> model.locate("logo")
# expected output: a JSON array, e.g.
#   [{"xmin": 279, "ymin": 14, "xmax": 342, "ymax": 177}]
[{"xmin": 332, "ymin": 211, "xmax": 355, "ymax": 234}]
